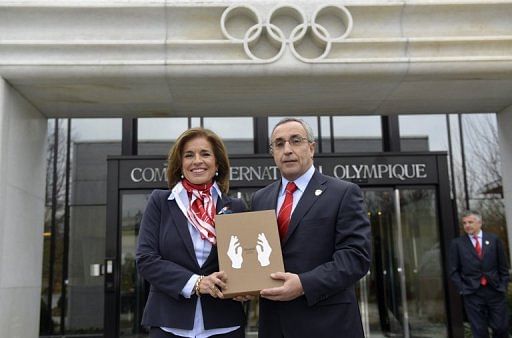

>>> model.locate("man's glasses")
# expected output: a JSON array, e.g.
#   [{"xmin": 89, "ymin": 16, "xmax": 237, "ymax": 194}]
[{"xmin": 270, "ymin": 135, "xmax": 310, "ymax": 151}]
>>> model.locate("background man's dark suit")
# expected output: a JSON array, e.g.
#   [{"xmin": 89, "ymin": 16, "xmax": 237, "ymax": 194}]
[
  {"xmin": 136, "ymin": 189, "xmax": 245, "ymax": 330},
  {"xmin": 450, "ymin": 230, "xmax": 510, "ymax": 337},
  {"xmin": 252, "ymin": 170, "xmax": 371, "ymax": 338}
]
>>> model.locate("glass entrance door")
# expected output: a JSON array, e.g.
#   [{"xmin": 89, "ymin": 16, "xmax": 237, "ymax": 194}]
[
  {"xmin": 359, "ymin": 187, "xmax": 447, "ymax": 338},
  {"xmin": 119, "ymin": 191, "xmax": 151, "ymax": 338}
]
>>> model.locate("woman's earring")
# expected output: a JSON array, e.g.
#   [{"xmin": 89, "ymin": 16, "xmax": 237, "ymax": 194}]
[
  {"xmin": 181, "ymin": 174, "xmax": 184, "ymax": 179},
  {"xmin": 215, "ymin": 171, "xmax": 219, "ymax": 177}
]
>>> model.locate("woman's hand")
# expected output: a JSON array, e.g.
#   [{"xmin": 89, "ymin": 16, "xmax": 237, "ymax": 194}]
[{"xmin": 198, "ymin": 271, "xmax": 228, "ymax": 298}]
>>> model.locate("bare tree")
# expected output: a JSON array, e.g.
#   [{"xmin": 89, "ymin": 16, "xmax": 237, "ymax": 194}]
[
  {"xmin": 45, "ymin": 120, "xmax": 68, "ymax": 228},
  {"xmin": 458, "ymin": 114, "xmax": 507, "ymax": 256},
  {"xmin": 41, "ymin": 119, "xmax": 72, "ymax": 334}
]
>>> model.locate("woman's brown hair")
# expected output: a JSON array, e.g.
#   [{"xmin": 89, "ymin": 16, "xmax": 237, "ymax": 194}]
[{"xmin": 167, "ymin": 128, "xmax": 230, "ymax": 193}]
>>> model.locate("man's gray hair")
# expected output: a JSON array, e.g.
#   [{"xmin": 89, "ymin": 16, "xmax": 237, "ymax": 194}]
[
  {"xmin": 271, "ymin": 117, "xmax": 315, "ymax": 142},
  {"xmin": 461, "ymin": 210, "xmax": 482, "ymax": 222}
]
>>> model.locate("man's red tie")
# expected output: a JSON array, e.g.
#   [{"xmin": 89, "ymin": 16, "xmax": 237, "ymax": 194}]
[
  {"xmin": 473, "ymin": 235, "xmax": 487, "ymax": 286},
  {"xmin": 277, "ymin": 182, "xmax": 297, "ymax": 241}
]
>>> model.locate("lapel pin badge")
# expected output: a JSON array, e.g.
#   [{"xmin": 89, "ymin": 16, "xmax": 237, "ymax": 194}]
[
  {"xmin": 315, "ymin": 189, "xmax": 323, "ymax": 196},
  {"xmin": 485, "ymin": 240, "xmax": 490, "ymax": 245}
]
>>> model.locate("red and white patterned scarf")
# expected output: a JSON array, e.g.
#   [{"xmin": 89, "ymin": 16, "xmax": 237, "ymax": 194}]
[{"xmin": 182, "ymin": 179, "xmax": 217, "ymax": 244}]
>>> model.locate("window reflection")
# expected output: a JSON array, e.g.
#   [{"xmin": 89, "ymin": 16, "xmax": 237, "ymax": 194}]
[
  {"xmin": 204, "ymin": 117, "xmax": 254, "ymax": 154},
  {"xmin": 399, "ymin": 115, "xmax": 448, "ymax": 151}
]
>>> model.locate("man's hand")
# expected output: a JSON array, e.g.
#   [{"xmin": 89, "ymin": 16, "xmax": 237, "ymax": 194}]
[{"xmin": 260, "ymin": 272, "xmax": 304, "ymax": 301}]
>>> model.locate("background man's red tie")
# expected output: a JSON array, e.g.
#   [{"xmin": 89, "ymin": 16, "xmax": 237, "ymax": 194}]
[
  {"xmin": 473, "ymin": 235, "xmax": 487, "ymax": 286},
  {"xmin": 277, "ymin": 182, "xmax": 297, "ymax": 241}
]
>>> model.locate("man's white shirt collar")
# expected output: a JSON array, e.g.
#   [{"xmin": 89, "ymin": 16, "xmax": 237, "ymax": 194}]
[
  {"xmin": 279, "ymin": 165, "xmax": 315, "ymax": 195},
  {"xmin": 468, "ymin": 230, "xmax": 482, "ymax": 240}
]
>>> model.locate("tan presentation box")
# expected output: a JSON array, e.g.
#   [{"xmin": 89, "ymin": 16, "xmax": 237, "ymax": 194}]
[{"xmin": 216, "ymin": 210, "xmax": 285, "ymax": 297}]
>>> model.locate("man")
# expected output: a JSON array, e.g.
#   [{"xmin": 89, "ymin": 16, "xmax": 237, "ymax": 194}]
[
  {"xmin": 449, "ymin": 210, "xmax": 510, "ymax": 338},
  {"xmin": 252, "ymin": 118, "xmax": 371, "ymax": 338}
]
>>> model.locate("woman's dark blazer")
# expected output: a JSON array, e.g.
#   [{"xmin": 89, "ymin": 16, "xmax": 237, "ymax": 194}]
[{"xmin": 136, "ymin": 189, "xmax": 246, "ymax": 330}]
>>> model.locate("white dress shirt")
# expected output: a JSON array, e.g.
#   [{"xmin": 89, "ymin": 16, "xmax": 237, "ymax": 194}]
[{"xmin": 469, "ymin": 230, "xmax": 483, "ymax": 249}]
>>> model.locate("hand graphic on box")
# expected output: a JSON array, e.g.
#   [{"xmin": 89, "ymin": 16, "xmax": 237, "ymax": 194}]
[
  {"xmin": 227, "ymin": 233, "xmax": 273, "ymax": 268},
  {"xmin": 256, "ymin": 233, "xmax": 272, "ymax": 267},
  {"xmin": 227, "ymin": 235, "xmax": 243, "ymax": 269}
]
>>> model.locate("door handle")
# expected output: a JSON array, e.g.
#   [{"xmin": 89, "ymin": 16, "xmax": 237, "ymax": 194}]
[
  {"xmin": 105, "ymin": 259, "xmax": 114, "ymax": 274},
  {"xmin": 90, "ymin": 263, "xmax": 104, "ymax": 277},
  {"xmin": 104, "ymin": 258, "xmax": 116, "ymax": 292}
]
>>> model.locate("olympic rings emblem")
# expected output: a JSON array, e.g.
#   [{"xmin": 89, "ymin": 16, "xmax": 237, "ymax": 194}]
[{"xmin": 220, "ymin": 4, "xmax": 353, "ymax": 62}]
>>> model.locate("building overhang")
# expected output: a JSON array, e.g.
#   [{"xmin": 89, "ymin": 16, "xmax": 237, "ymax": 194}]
[{"xmin": 2, "ymin": 0, "xmax": 512, "ymax": 118}]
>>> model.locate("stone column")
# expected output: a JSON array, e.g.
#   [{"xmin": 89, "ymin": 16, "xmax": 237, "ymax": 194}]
[
  {"xmin": 0, "ymin": 77, "xmax": 47, "ymax": 338},
  {"xmin": 497, "ymin": 110, "xmax": 512, "ymax": 262}
]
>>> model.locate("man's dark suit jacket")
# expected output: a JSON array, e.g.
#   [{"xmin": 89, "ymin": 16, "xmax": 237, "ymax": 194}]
[
  {"xmin": 252, "ymin": 170, "xmax": 372, "ymax": 338},
  {"xmin": 136, "ymin": 189, "xmax": 245, "ymax": 330},
  {"xmin": 449, "ymin": 231, "xmax": 509, "ymax": 295}
]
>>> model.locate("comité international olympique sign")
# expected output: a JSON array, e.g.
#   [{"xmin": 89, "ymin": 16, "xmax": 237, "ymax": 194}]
[{"xmin": 113, "ymin": 153, "xmax": 442, "ymax": 189}]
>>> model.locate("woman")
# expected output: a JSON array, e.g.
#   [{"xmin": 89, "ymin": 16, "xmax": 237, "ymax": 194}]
[{"xmin": 136, "ymin": 128, "xmax": 246, "ymax": 338}]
